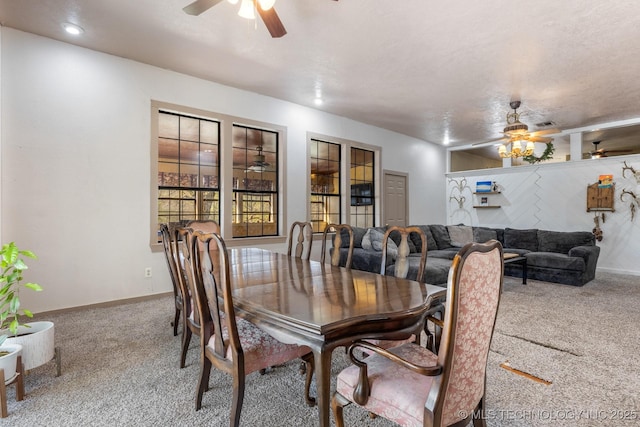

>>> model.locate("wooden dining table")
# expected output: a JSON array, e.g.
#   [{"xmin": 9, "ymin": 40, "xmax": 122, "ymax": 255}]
[{"xmin": 225, "ymin": 247, "xmax": 447, "ymax": 427}]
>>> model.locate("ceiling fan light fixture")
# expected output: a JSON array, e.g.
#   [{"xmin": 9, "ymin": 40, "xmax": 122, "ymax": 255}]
[
  {"xmin": 258, "ymin": 0, "xmax": 276, "ymax": 10},
  {"xmin": 238, "ymin": 0, "xmax": 256, "ymax": 19}
]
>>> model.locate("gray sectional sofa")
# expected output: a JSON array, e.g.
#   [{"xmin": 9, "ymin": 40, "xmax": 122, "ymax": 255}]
[{"xmin": 335, "ymin": 224, "xmax": 600, "ymax": 286}]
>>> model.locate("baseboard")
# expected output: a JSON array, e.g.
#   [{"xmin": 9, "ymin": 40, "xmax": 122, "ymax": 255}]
[
  {"xmin": 31, "ymin": 292, "xmax": 173, "ymax": 319},
  {"xmin": 596, "ymin": 267, "xmax": 640, "ymax": 277}
]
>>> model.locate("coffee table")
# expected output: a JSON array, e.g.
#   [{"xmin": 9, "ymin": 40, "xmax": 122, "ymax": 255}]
[{"xmin": 504, "ymin": 252, "xmax": 527, "ymax": 284}]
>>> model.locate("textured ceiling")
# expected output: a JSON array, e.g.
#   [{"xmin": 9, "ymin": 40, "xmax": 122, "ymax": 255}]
[{"xmin": 2, "ymin": 0, "xmax": 640, "ymax": 149}]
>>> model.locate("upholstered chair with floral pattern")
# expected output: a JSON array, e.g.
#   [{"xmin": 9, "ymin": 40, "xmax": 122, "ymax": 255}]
[{"xmin": 331, "ymin": 240, "xmax": 504, "ymax": 427}]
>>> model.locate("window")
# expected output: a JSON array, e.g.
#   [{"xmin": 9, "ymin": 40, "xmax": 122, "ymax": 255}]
[
  {"xmin": 350, "ymin": 147, "xmax": 375, "ymax": 228},
  {"xmin": 153, "ymin": 103, "xmax": 283, "ymax": 244},
  {"xmin": 310, "ymin": 139, "xmax": 341, "ymax": 233},
  {"xmin": 231, "ymin": 125, "xmax": 279, "ymax": 237},
  {"xmin": 308, "ymin": 135, "xmax": 378, "ymax": 232},
  {"xmin": 157, "ymin": 111, "xmax": 220, "ymax": 239}
]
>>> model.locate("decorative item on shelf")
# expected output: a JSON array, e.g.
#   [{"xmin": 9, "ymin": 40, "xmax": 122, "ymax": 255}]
[
  {"xmin": 475, "ymin": 181, "xmax": 493, "ymax": 193},
  {"xmin": 598, "ymin": 174, "xmax": 613, "ymax": 188},
  {"xmin": 480, "ymin": 196, "xmax": 488, "ymax": 206}
]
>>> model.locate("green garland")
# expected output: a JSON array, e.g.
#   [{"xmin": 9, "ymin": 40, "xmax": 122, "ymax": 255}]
[{"xmin": 523, "ymin": 142, "xmax": 555, "ymax": 164}]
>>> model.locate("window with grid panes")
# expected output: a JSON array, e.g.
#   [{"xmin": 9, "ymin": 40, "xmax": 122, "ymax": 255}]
[
  {"xmin": 231, "ymin": 125, "xmax": 279, "ymax": 237},
  {"xmin": 157, "ymin": 111, "xmax": 220, "ymax": 241},
  {"xmin": 310, "ymin": 139, "xmax": 341, "ymax": 233},
  {"xmin": 350, "ymin": 147, "xmax": 375, "ymax": 228}
]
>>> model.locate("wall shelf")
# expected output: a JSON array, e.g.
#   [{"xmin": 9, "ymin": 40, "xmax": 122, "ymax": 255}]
[
  {"xmin": 473, "ymin": 191, "xmax": 501, "ymax": 195},
  {"xmin": 473, "ymin": 205, "xmax": 501, "ymax": 209}
]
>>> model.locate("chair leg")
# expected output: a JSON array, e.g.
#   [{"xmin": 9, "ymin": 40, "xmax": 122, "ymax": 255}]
[
  {"xmin": 195, "ymin": 357, "xmax": 212, "ymax": 411},
  {"xmin": 331, "ymin": 391, "xmax": 351, "ymax": 427},
  {"xmin": 180, "ymin": 327, "xmax": 192, "ymax": 368},
  {"xmin": 230, "ymin": 375, "xmax": 246, "ymax": 427},
  {"xmin": 301, "ymin": 353, "xmax": 316, "ymax": 407},
  {"xmin": 472, "ymin": 398, "xmax": 487, "ymax": 427},
  {"xmin": 172, "ymin": 307, "xmax": 181, "ymax": 336}
]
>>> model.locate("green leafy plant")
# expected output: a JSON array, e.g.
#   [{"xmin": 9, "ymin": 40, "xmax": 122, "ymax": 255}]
[{"xmin": 0, "ymin": 242, "xmax": 43, "ymax": 346}]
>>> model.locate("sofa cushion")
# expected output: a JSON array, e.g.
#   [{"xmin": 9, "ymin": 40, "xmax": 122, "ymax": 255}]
[
  {"xmin": 526, "ymin": 252, "xmax": 586, "ymax": 272},
  {"xmin": 388, "ymin": 229, "xmax": 417, "ymax": 253},
  {"xmin": 408, "ymin": 225, "xmax": 437, "ymax": 252},
  {"xmin": 447, "ymin": 225, "xmax": 474, "ymax": 247},
  {"xmin": 362, "ymin": 228, "xmax": 398, "ymax": 259},
  {"xmin": 338, "ymin": 226, "xmax": 368, "ymax": 248},
  {"xmin": 537, "ymin": 230, "xmax": 595, "ymax": 254},
  {"xmin": 504, "ymin": 228, "xmax": 539, "ymax": 252},
  {"xmin": 426, "ymin": 249, "xmax": 460, "ymax": 260},
  {"xmin": 473, "ymin": 227, "xmax": 498, "ymax": 243},
  {"xmin": 386, "ymin": 256, "xmax": 452, "ymax": 285},
  {"xmin": 429, "ymin": 225, "xmax": 454, "ymax": 249}
]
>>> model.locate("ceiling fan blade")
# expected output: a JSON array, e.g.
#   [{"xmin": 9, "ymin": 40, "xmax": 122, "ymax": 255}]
[
  {"xmin": 530, "ymin": 128, "xmax": 561, "ymax": 136},
  {"xmin": 183, "ymin": 0, "xmax": 224, "ymax": 16},
  {"xmin": 528, "ymin": 136, "xmax": 553, "ymax": 143},
  {"xmin": 257, "ymin": 5, "xmax": 287, "ymax": 38},
  {"xmin": 604, "ymin": 149, "xmax": 635, "ymax": 154},
  {"xmin": 471, "ymin": 136, "xmax": 507, "ymax": 146}
]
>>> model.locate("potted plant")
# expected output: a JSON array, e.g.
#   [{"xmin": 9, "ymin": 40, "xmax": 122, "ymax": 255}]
[{"xmin": 0, "ymin": 242, "xmax": 44, "ymax": 381}]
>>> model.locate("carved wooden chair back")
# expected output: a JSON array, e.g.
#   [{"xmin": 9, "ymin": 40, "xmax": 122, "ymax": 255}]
[
  {"xmin": 174, "ymin": 226, "xmax": 203, "ymax": 368},
  {"xmin": 186, "ymin": 220, "xmax": 220, "ymax": 250},
  {"xmin": 191, "ymin": 231, "xmax": 315, "ymax": 420},
  {"xmin": 380, "ymin": 226, "xmax": 427, "ymax": 281},
  {"xmin": 160, "ymin": 223, "xmax": 183, "ymax": 336},
  {"xmin": 287, "ymin": 221, "xmax": 313, "ymax": 259},
  {"xmin": 320, "ymin": 223, "xmax": 354, "ymax": 269},
  {"xmin": 331, "ymin": 240, "xmax": 504, "ymax": 427}
]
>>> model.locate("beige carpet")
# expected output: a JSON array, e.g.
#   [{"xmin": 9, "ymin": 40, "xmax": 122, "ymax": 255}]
[{"xmin": 4, "ymin": 272, "xmax": 640, "ymax": 426}]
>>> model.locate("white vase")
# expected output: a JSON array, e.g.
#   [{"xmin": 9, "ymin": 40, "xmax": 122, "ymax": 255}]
[
  {"xmin": 0, "ymin": 343, "xmax": 22, "ymax": 384},
  {"xmin": 4, "ymin": 321, "xmax": 55, "ymax": 371}
]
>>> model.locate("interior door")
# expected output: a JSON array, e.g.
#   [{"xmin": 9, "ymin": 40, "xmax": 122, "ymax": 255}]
[{"xmin": 383, "ymin": 172, "xmax": 408, "ymax": 227}]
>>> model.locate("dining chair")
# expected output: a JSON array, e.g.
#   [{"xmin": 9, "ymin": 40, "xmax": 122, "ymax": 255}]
[
  {"xmin": 320, "ymin": 223, "xmax": 355, "ymax": 268},
  {"xmin": 186, "ymin": 219, "xmax": 220, "ymax": 233},
  {"xmin": 186, "ymin": 220, "xmax": 220, "ymax": 250},
  {"xmin": 174, "ymin": 226, "xmax": 206, "ymax": 369},
  {"xmin": 287, "ymin": 221, "xmax": 313, "ymax": 259},
  {"xmin": 382, "ymin": 226, "xmax": 445, "ymax": 353},
  {"xmin": 331, "ymin": 240, "xmax": 504, "ymax": 427},
  {"xmin": 191, "ymin": 230, "xmax": 316, "ymax": 424},
  {"xmin": 159, "ymin": 223, "xmax": 183, "ymax": 336}
]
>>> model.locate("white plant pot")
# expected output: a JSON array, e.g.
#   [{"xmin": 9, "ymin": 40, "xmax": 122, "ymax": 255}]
[
  {"xmin": 4, "ymin": 321, "xmax": 55, "ymax": 371},
  {"xmin": 0, "ymin": 343, "xmax": 22, "ymax": 384}
]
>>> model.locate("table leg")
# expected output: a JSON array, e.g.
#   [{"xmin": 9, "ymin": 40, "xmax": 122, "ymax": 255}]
[
  {"xmin": 522, "ymin": 258, "xmax": 528, "ymax": 285},
  {"xmin": 312, "ymin": 347, "xmax": 334, "ymax": 427}
]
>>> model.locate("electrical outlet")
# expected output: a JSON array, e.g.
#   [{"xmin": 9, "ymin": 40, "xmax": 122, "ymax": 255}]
[{"xmin": 144, "ymin": 267, "xmax": 152, "ymax": 278}]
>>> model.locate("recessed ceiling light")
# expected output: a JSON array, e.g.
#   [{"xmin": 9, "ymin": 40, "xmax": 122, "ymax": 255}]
[
  {"xmin": 314, "ymin": 98, "xmax": 323, "ymax": 106},
  {"xmin": 62, "ymin": 23, "xmax": 84, "ymax": 36}
]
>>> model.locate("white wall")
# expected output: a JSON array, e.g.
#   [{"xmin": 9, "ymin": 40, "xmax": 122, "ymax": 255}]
[
  {"xmin": 446, "ymin": 157, "xmax": 640, "ymax": 275},
  {"xmin": 0, "ymin": 28, "xmax": 446, "ymax": 313}
]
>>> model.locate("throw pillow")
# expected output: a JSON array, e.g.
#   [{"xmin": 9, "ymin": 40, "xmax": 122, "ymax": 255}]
[
  {"xmin": 473, "ymin": 227, "xmax": 498, "ymax": 243},
  {"xmin": 429, "ymin": 225, "xmax": 454, "ymax": 249},
  {"xmin": 447, "ymin": 225, "xmax": 474, "ymax": 247},
  {"xmin": 361, "ymin": 228, "xmax": 373, "ymax": 250},
  {"xmin": 366, "ymin": 228, "xmax": 398, "ymax": 259}
]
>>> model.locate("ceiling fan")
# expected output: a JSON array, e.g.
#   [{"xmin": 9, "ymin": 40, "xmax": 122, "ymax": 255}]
[
  {"xmin": 183, "ymin": 0, "xmax": 338, "ymax": 38},
  {"xmin": 588, "ymin": 141, "xmax": 633, "ymax": 159},
  {"xmin": 246, "ymin": 145, "xmax": 271, "ymax": 172},
  {"xmin": 473, "ymin": 100, "xmax": 560, "ymax": 149}
]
